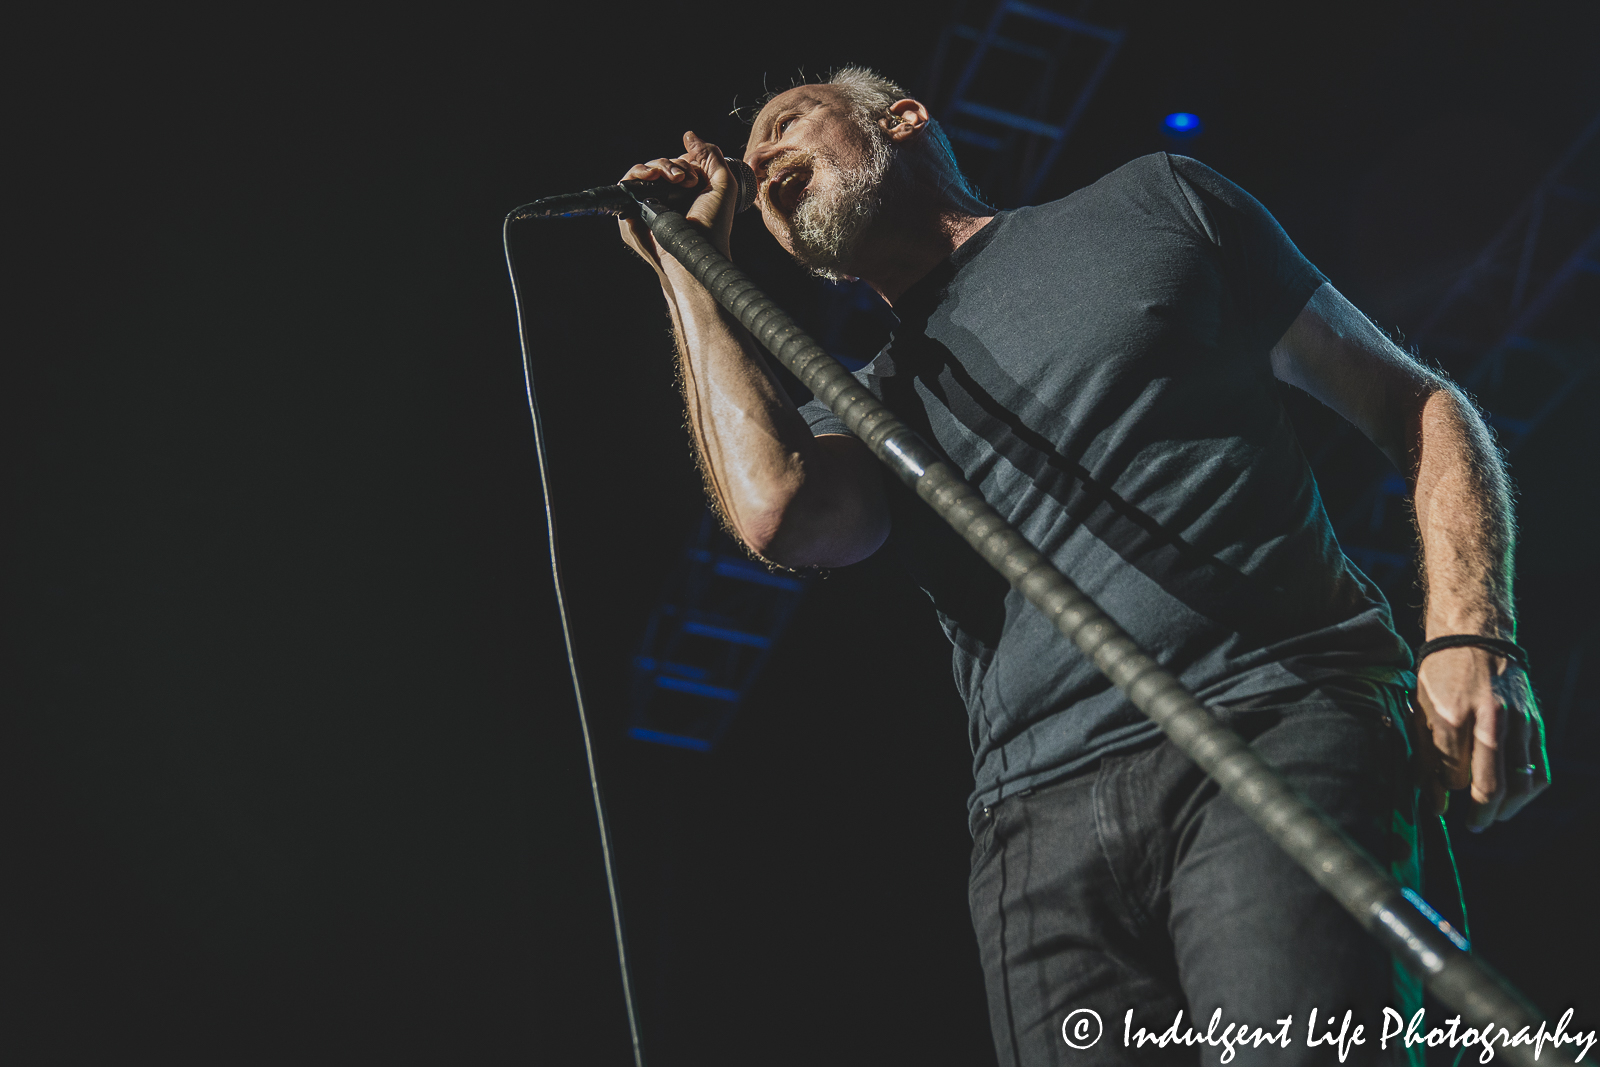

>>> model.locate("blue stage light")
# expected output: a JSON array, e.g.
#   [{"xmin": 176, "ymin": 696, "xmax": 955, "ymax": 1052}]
[{"xmin": 1164, "ymin": 112, "xmax": 1202, "ymax": 135}]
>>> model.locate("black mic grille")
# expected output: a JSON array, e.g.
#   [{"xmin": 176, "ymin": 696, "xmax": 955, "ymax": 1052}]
[{"xmin": 725, "ymin": 158, "xmax": 758, "ymax": 214}]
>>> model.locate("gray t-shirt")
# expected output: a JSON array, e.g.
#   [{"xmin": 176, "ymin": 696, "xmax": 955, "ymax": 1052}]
[{"xmin": 798, "ymin": 153, "xmax": 1412, "ymax": 820}]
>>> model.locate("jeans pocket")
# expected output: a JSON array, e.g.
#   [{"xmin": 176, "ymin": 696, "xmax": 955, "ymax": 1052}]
[{"xmin": 969, "ymin": 806, "xmax": 1000, "ymax": 878}]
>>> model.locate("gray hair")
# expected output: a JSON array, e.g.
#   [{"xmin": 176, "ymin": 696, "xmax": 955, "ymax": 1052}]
[
  {"xmin": 828, "ymin": 67, "xmax": 991, "ymax": 211},
  {"xmin": 824, "ymin": 66, "xmax": 910, "ymax": 123}
]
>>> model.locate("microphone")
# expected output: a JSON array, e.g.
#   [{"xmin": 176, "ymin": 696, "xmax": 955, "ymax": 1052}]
[{"xmin": 510, "ymin": 158, "xmax": 758, "ymax": 221}]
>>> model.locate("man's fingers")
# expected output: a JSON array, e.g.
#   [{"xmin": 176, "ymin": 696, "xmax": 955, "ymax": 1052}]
[
  {"xmin": 614, "ymin": 134, "xmax": 735, "ymax": 261},
  {"xmin": 1406, "ymin": 699, "xmax": 1449, "ymax": 816},
  {"xmin": 627, "ymin": 159, "xmax": 703, "ymax": 184},
  {"xmin": 621, "ymin": 151, "xmax": 712, "ymax": 189},
  {"xmin": 1496, "ymin": 698, "xmax": 1550, "ymax": 821},
  {"xmin": 1427, "ymin": 711, "xmax": 1474, "ymax": 790},
  {"xmin": 1498, "ymin": 701, "xmax": 1534, "ymax": 804},
  {"xmin": 684, "ymin": 129, "xmax": 717, "ymax": 154},
  {"xmin": 1417, "ymin": 647, "xmax": 1482, "ymax": 791},
  {"xmin": 683, "ymin": 131, "xmax": 730, "ymax": 181},
  {"xmin": 1463, "ymin": 725, "xmax": 1504, "ymax": 831},
  {"xmin": 1415, "ymin": 647, "xmax": 1550, "ymax": 829},
  {"xmin": 672, "ymin": 131, "xmax": 738, "ymax": 251}
]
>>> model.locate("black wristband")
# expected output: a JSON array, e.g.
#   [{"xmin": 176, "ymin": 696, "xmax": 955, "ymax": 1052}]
[{"xmin": 1416, "ymin": 635, "xmax": 1528, "ymax": 671}]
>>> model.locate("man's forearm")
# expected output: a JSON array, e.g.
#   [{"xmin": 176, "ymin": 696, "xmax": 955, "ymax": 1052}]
[
  {"xmin": 659, "ymin": 259, "xmax": 823, "ymax": 555},
  {"xmin": 614, "ymin": 133, "xmax": 889, "ymax": 567},
  {"xmin": 1409, "ymin": 386, "xmax": 1516, "ymax": 639},
  {"xmin": 1269, "ymin": 282, "xmax": 1540, "ymax": 821},
  {"xmin": 1408, "ymin": 384, "xmax": 1544, "ymax": 826}
]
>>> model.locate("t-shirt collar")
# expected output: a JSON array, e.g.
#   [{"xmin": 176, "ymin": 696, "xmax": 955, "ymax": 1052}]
[{"xmin": 890, "ymin": 210, "xmax": 1013, "ymax": 322}]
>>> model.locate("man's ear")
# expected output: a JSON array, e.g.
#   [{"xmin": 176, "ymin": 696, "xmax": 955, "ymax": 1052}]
[{"xmin": 880, "ymin": 98, "xmax": 932, "ymax": 142}]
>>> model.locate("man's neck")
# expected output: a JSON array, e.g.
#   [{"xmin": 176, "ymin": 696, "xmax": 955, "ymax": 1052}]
[{"xmin": 852, "ymin": 208, "xmax": 995, "ymax": 306}]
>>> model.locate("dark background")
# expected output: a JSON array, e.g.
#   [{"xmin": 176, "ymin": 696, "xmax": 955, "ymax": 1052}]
[{"xmin": 9, "ymin": 2, "xmax": 1598, "ymax": 1063}]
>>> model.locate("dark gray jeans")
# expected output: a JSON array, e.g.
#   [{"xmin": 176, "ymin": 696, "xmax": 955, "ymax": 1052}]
[{"xmin": 968, "ymin": 684, "xmax": 1424, "ymax": 1067}]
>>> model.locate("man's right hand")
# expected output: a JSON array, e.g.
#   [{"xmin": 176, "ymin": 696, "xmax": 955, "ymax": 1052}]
[
  {"xmin": 618, "ymin": 130, "xmax": 742, "ymax": 276},
  {"xmin": 612, "ymin": 130, "xmax": 890, "ymax": 571}
]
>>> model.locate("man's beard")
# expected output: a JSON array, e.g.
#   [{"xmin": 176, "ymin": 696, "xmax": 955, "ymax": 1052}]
[{"xmin": 774, "ymin": 131, "xmax": 896, "ymax": 281}]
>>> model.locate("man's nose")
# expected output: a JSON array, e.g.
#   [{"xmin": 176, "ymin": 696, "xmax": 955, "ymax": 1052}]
[{"xmin": 744, "ymin": 142, "xmax": 785, "ymax": 178}]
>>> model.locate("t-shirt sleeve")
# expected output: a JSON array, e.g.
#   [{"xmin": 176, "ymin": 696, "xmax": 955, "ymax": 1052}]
[
  {"xmin": 1164, "ymin": 153, "xmax": 1326, "ymax": 349},
  {"xmin": 797, "ymin": 356, "xmax": 892, "ymax": 439},
  {"xmin": 796, "ymin": 395, "xmax": 856, "ymax": 439}
]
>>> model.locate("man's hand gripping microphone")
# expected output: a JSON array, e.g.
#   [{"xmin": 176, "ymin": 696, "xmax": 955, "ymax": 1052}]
[{"xmin": 509, "ymin": 157, "xmax": 757, "ymax": 221}]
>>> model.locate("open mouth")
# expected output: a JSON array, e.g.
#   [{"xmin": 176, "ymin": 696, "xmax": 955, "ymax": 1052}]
[{"xmin": 767, "ymin": 166, "xmax": 812, "ymax": 214}]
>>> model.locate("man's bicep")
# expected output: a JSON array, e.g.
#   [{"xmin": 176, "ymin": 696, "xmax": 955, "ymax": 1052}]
[
  {"xmin": 1270, "ymin": 282, "xmax": 1441, "ymax": 470},
  {"xmin": 761, "ymin": 433, "xmax": 889, "ymax": 569},
  {"xmin": 811, "ymin": 433, "xmax": 891, "ymax": 556}
]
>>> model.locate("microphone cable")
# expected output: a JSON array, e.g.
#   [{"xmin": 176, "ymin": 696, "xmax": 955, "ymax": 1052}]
[
  {"xmin": 499, "ymin": 160, "xmax": 753, "ymax": 1067},
  {"xmin": 501, "ymin": 212, "xmax": 647, "ymax": 1067}
]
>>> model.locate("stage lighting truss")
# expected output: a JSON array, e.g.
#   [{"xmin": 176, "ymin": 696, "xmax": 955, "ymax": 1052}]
[
  {"xmin": 920, "ymin": 0, "xmax": 1126, "ymax": 207},
  {"xmin": 628, "ymin": 510, "xmax": 809, "ymax": 752}
]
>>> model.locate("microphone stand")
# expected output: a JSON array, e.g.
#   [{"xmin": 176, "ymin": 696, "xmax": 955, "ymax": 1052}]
[{"xmin": 612, "ymin": 194, "xmax": 1549, "ymax": 1066}]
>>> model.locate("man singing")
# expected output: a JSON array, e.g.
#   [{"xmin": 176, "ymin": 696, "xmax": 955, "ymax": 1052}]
[{"xmin": 616, "ymin": 68, "xmax": 1547, "ymax": 1066}]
